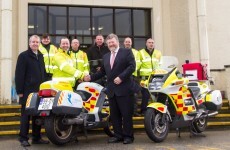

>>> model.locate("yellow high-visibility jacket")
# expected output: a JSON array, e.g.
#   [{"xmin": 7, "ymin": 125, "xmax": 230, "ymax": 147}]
[
  {"xmin": 131, "ymin": 48, "xmax": 141, "ymax": 77},
  {"xmin": 39, "ymin": 44, "xmax": 58, "ymax": 74},
  {"xmin": 139, "ymin": 48, "xmax": 162, "ymax": 77},
  {"xmin": 52, "ymin": 48, "xmax": 84, "ymax": 87},
  {"xmin": 69, "ymin": 50, "xmax": 89, "ymax": 75}
]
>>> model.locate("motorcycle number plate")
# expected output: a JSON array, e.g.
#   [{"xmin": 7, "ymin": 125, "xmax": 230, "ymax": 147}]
[{"xmin": 38, "ymin": 97, "xmax": 54, "ymax": 110}]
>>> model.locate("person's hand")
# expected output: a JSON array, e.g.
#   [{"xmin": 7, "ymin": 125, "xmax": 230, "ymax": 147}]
[
  {"xmin": 114, "ymin": 77, "xmax": 122, "ymax": 85},
  {"xmin": 83, "ymin": 75, "xmax": 91, "ymax": 82}
]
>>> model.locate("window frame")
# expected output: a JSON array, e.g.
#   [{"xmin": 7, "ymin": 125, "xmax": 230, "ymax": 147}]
[{"xmin": 28, "ymin": 4, "xmax": 152, "ymax": 50}]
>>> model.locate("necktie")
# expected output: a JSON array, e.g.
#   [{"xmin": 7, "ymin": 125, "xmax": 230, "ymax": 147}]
[{"xmin": 110, "ymin": 51, "xmax": 116, "ymax": 69}]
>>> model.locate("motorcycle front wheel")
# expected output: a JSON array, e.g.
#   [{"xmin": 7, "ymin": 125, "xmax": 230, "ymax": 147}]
[
  {"xmin": 44, "ymin": 115, "xmax": 77, "ymax": 145},
  {"xmin": 144, "ymin": 108, "xmax": 169, "ymax": 142}
]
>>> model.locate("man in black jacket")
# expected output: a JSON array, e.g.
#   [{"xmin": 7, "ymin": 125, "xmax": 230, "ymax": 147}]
[
  {"xmin": 86, "ymin": 34, "xmax": 110, "ymax": 85},
  {"xmin": 15, "ymin": 35, "xmax": 49, "ymax": 147}
]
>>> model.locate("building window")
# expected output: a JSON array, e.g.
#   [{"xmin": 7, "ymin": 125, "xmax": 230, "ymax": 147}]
[
  {"xmin": 69, "ymin": 7, "xmax": 90, "ymax": 36},
  {"xmin": 133, "ymin": 9, "xmax": 151, "ymax": 37},
  {"xmin": 115, "ymin": 9, "xmax": 132, "ymax": 36},
  {"xmin": 92, "ymin": 8, "xmax": 113, "ymax": 35},
  {"xmin": 49, "ymin": 7, "xmax": 67, "ymax": 35},
  {"xmin": 28, "ymin": 5, "xmax": 151, "ymax": 50},
  {"xmin": 28, "ymin": 6, "xmax": 47, "ymax": 34}
]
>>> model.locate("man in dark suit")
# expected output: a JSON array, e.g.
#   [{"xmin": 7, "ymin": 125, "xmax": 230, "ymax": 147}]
[
  {"xmin": 15, "ymin": 35, "xmax": 49, "ymax": 147},
  {"xmin": 84, "ymin": 33, "xmax": 139, "ymax": 144}
]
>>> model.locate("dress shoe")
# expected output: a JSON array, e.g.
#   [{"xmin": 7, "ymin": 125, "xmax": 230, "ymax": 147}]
[
  {"xmin": 32, "ymin": 138, "xmax": 49, "ymax": 144},
  {"xmin": 108, "ymin": 137, "xmax": 123, "ymax": 143},
  {"xmin": 123, "ymin": 138, "xmax": 133, "ymax": 144},
  {"xmin": 20, "ymin": 140, "xmax": 31, "ymax": 147}
]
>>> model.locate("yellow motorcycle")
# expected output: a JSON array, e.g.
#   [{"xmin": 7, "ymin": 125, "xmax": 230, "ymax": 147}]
[
  {"xmin": 142, "ymin": 56, "xmax": 222, "ymax": 142},
  {"xmin": 25, "ymin": 81, "xmax": 113, "ymax": 145}
]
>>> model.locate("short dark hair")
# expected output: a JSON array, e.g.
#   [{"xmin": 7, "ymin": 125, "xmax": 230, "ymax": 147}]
[{"xmin": 42, "ymin": 33, "xmax": 49, "ymax": 39}]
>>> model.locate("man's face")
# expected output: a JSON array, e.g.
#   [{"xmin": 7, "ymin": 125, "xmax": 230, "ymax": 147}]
[
  {"xmin": 146, "ymin": 39, "xmax": 155, "ymax": 50},
  {"xmin": 95, "ymin": 35, "xmax": 104, "ymax": 46},
  {"xmin": 107, "ymin": 38, "xmax": 119, "ymax": 52},
  {"xmin": 124, "ymin": 38, "xmax": 132, "ymax": 49},
  {"xmin": 60, "ymin": 39, "xmax": 70, "ymax": 51},
  {"xmin": 41, "ymin": 37, "xmax": 51, "ymax": 45},
  {"xmin": 29, "ymin": 37, "xmax": 40, "ymax": 51},
  {"xmin": 71, "ymin": 39, "xmax": 80, "ymax": 51}
]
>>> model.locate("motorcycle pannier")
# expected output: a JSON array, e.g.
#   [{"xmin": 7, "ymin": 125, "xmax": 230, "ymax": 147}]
[
  {"xmin": 25, "ymin": 93, "xmax": 40, "ymax": 115},
  {"xmin": 204, "ymin": 90, "xmax": 222, "ymax": 111},
  {"xmin": 52, "ymin": 90, "xmax": 83, "ymax": 115}
]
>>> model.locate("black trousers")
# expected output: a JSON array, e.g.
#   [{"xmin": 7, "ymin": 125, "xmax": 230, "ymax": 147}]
[
  {"xmin": 109, "ymin": 94, "xmax": 134, "ymax": 139},
  {"xmin": 140, "ymin": 87, "xmax": 150, "ymax": 113},
  {"xmin": 132, "ymin": 76, "xmax": 140, "ymax": 113},
  {"xmin": 19, "ymin": 105, "xmax": 41, "ymax": 142}
]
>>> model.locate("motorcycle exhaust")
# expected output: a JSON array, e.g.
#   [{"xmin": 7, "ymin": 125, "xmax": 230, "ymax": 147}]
[
  {"xmin": 195, "ymin": 111, "xmax": 218, "ymax": 120},
  {"xmin": 62, "ymin": 118, "xmax": 84, "ymax": 125},
  {"xmin": 207, "ymin": 111, "xmax": 218, "ymax": 117}
]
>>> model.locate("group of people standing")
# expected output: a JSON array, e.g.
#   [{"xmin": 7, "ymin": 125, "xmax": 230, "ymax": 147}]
[{"xmin": 15, "ymin": 33, "xmax": 161, "ymax": 147}]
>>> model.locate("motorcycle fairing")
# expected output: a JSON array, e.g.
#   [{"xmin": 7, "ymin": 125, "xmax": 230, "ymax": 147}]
[
  {"xmin": 147, "ymin": 102, "xmax": 167, "ymax": 113},
  {"xmin": 77, "ymin": 82, "xmax": 110, "ymax": 122},
  {"xmin": 77, "ymin": 82, "xmax": 102, "ymax": 113},
  {"xmin": 170, "ymin": 86, "xmax": 196, "ymax": 118}
]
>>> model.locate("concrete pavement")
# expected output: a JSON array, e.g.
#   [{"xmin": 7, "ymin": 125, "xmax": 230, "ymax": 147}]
[{"xmin": 0, "ymin": 130, "xmax": 230, "ymax": 150}]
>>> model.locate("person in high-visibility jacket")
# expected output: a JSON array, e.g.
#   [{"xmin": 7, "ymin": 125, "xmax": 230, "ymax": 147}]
[
  {"xmin": 139, "ymin": 38, "xmax": 162, "ymax": 114},
  {"xmin": 123, "ymin": 37, "xmax": 141, "ymax": 77},
  {"xmin": 52, "ymin": 37, "xmax": 84, "ymax": 88},
  {"xmin": 39, "ymin": 33, "xmax": 58, "ymax": 80},
  {"xmin": 69, "ymin": 39, "xmax": 89, "ymax": 89},
  {"xmin": 124, "ymin": 37, "xmax": 141, "ymax": 116}
]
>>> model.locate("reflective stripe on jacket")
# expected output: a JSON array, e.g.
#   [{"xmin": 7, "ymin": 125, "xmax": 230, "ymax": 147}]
[
  {"xmin": 139, "ymin": 49, "xmax": 161, "ymax": 76},
  {"xmin": 69, "ymin": 50, "xmax": 89, "ymax": 75},
  {"xmin": 131, "ymin": 48, "xmax": 141, "ymax": 77},
  {"xmin": 52, "ymin": 48, "xmax": 84, "ymax": 87},
  {"xmin": 39, "ymin": 44, "xmax": 58, "ymax": 74}
]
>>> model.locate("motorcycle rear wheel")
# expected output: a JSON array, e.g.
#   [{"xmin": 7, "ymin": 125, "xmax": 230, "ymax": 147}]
[
  {"xmin": 44, "ymin": 115, "xmax": 77, "ymax": 145},
  {"xmin": 144, "ymin": 108, "xmax": 169, "ymax": 143}
]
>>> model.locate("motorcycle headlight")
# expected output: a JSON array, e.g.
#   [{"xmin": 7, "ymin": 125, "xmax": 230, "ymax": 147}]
[{"xmin": 149, "ymin": 81, "xmax": 163, "ymax": 90}]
